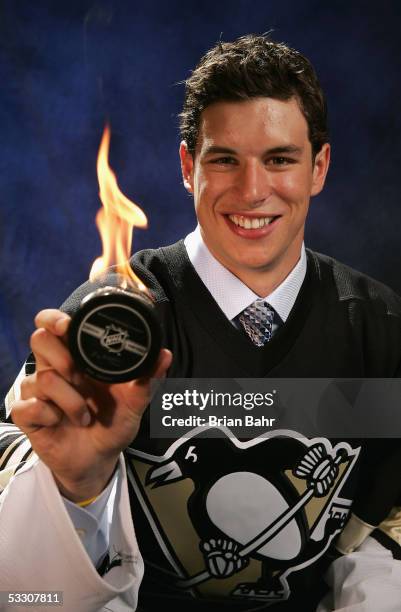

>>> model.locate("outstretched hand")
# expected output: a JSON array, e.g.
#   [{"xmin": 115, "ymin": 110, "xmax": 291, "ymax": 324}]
[{"xmin": 12, "ymin": 309, "xmax": 172, "ymax": 502}]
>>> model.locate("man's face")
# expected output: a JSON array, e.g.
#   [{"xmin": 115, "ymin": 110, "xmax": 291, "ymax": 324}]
[{"xmin": 180, "ymin": 97, "xmax": 330, "ymax": 291}]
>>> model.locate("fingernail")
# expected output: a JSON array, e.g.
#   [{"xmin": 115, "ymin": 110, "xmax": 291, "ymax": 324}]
[
  {"xmin": 54, "ymin": 316, "xmax": 69, "ymax": 334},
  {"xmin": 81, "ymin": 411, "xmax": 91, "ymax": 427}
]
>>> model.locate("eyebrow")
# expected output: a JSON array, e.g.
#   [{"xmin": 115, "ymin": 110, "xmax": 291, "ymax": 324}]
[
  {"xmin": 265, "ymin": 145, "xmax": 303, "ymax": 155},
  {"xmin": 203, "ymin": 144, "xmax": 304, "ymax": 156}
]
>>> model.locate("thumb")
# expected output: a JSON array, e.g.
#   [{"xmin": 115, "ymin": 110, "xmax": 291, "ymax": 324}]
[
  {"xmin": 152, "ymin": 348, "xmax": 173, "ymax": 379},
  {"xmin": 115, "ymin": 348, "xmax": 173, "ymax": 415},
  {"xmin": 135, "ymin": 348, "xmax": 173, "ymax": 402}
]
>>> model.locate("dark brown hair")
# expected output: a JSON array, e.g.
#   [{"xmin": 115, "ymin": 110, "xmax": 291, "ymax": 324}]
[{"xmin": 179, "ymin": 34, "xmax": 329, "ymax": 159}]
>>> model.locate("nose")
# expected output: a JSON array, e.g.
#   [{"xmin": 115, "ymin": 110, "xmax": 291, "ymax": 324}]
[{"xmin": 236, "ymin": 160, "xmax": 272, "ymax": 207}]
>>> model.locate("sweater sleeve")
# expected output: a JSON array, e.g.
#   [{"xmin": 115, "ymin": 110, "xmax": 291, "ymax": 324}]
[
  {"xmin": 0, "ymin": 435, "xmax": 144, "ymax": 612},
  {"xmin": 1, "ymin": 351, "xmax": 144, "ymax": 611}
]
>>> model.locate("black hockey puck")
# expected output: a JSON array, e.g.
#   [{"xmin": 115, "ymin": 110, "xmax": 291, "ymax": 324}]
[{"xmin": 68, "ymin": 285, "xmax": 161, "ymax": 383}]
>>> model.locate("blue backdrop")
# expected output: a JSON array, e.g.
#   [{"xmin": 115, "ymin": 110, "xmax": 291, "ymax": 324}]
[{"xmin": 1, "ymin": 0, "xmax": 401, "ymax": 399}]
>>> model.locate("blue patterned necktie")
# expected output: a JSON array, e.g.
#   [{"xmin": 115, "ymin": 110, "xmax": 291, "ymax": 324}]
[{"xmin": 238, "ymin": 299, "xmax": 275, "ymax": 346}]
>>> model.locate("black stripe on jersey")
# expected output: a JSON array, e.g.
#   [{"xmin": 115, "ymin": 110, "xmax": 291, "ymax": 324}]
[
  {"xmin": 371, "ymin": 529, "xmax": 401, "ymax": 560},
  {"xmin": 0, "ymin": 433, "xmax": 27, "ymax": 470}
]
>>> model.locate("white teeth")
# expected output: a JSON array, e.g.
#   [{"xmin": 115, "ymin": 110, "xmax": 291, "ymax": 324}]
[{"xmin": 228, "ymin": 215, "xmax": 275, "ymax": 229}]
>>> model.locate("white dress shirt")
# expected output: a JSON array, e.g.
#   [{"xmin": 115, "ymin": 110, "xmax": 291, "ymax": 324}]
[{"xmin": 184, "ymin": 225, "xmax": 307, "ymax": 331}]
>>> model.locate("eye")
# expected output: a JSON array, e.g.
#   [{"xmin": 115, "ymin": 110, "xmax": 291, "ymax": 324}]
[
  {"xmin": 210, "ymin": 156, "xmax": 237, "ymax": 165},
  {"xmin": 268, "ymin": 156, "xmax": 296, "ymax": 166}
]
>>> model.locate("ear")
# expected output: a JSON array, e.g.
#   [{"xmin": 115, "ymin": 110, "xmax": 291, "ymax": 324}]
[
  {"xmin": 179, "ymin": 141, "xmax": 195, "ymax": 193},
  {"xmin": 311, "ymin": 143, "xmax": 331, "ymax": 197}
]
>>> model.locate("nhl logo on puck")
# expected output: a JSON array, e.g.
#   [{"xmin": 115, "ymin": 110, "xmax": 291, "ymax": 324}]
[{"xmin": 68, "ymin": 285, "xmax": 161, "ymax": 383}]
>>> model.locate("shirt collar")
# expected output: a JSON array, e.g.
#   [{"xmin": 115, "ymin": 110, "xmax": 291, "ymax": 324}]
[{"xmin": 184, "ymin": 225, "xmax": 307, "ymax": 322}]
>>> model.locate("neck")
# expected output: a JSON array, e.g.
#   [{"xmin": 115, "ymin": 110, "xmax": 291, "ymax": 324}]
[
  {"xmin": 232, "ymin": 251, "xmax": 302, "ymax": 296},
  {"xmin": 206, "ymin": 237, "xmax": 304, "ymax": 297}
]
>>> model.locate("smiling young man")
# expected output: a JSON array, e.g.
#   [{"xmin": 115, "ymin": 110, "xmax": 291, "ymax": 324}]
[
  {"xmin": 2, "ymin": 34, "xmax": 401, "ymax": 612},
  {"xmin": 179, "ymin": 95, "xmax": 330, "ymax": 296}
]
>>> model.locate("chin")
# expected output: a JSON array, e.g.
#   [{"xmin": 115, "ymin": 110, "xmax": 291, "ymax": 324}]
[
  {"xmin": 241, "ymin": 250, "xmax": 277, "ymax": 267},
  {"xmin": 230, "ymin": 257, "xmax": 275, "ymax": 273}
]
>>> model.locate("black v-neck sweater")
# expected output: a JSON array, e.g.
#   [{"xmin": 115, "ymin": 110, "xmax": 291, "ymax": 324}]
[
  {"xmin": 60, "ymin": 241, "xmax": 401, "ymax": 611},
  {"xmin": 131, "ymin": 240, "xmax": 401, "ymax": 380}
]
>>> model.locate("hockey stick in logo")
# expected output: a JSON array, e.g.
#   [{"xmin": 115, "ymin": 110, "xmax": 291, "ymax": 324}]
[{"xmin": 178, "ymin": 444, "xmax": 349, "ymax": 588}]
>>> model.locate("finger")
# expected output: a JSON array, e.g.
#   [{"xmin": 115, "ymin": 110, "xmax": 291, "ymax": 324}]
[
  {"xmin": 137, "ymin": 348, "xmax": 173, "ymax": 385},
  {"xmin": 153, "ymin": 348, "xmax": 173, "ymax": 379},
  {"xmin": 20, "ymin": 373, "xmax": 40, "ymax": 401},
  {"xmin": 132, "ymin": 349, "xmax": 173, "ymax": 405},
  {"xmin": 30, "ymin": 328, "xmax": 77, "ymax": 383},
  {"xmin": 12, "ymin": 397, "xmax": 64, "ymax": 434},
  {"xmin": 35, "ymin": 369, "xmax": 91, "ymax": 427},
  {"xmin": 34, "ymin": 309, "xmax": 71, "ymax": 337}
]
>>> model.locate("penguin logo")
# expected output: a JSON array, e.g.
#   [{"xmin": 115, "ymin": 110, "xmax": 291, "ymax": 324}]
[{"xmin": 126, "ymin": 427, "xmax": 359, "ymax": 605}]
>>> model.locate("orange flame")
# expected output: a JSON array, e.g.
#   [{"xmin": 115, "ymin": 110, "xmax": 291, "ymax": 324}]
[{"xmin": 89, "ymin": 125, "xmax": 148, "ymax": 291}]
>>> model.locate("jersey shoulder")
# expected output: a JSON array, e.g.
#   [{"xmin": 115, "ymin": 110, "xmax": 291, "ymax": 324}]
[{"xmin": 310, "ymin": 250, "xmax": 401, "ymax": 319}]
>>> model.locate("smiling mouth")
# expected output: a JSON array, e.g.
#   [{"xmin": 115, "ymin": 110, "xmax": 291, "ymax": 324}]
[{"xmin": 227, "ymin": 214, "xmax": 280, "ymax": 229}]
